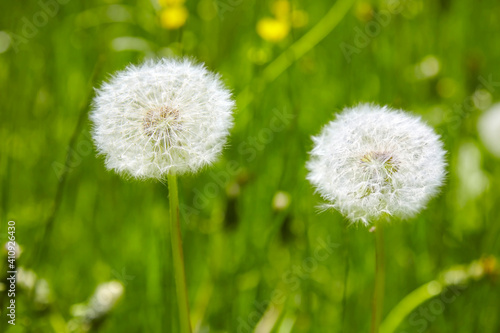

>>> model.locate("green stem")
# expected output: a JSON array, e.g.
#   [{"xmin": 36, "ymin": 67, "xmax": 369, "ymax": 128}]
[
  {"xmin": 380, "ymin": 256, "xmax": 489, "ymax": 333},
  {"xmin": 261, "ymin": 0, "xmax": 355, "ymax": 83},
  {"xmin": 371, "ymin": 221, "xmax": 385, "ymax": 333},
  {"xmin": 235, "ymin": 0, "xmax": 355, "ymax": 109},
  {"xmin": 379, "ymin": 281, "xmax": 441, "ymax": 333},
  {"xmin": 167, "ymin": 173, "xmax": 192, "ymax": 333}
]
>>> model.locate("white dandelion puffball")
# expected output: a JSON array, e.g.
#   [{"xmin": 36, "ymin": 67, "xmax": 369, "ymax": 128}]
[
  {"xmin": 478, "ymin": 103, "xmax": 500, "ymax": 158},
  {"xmin": 307, "ymin": 104, "xmax": 446, "ymax": 225},
  {"xmin": 90, "ymin": 58, "xmax": 235, "ymax": 179}
]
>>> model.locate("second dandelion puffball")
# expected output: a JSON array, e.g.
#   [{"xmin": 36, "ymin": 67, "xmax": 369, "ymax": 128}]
[
  {"xmin": 307, "ymin": 104, "xmax": 446, "ymax": 225},
  {"xmin": 90, "ymin": 58, "xmax": 235, "ymax": 179}
]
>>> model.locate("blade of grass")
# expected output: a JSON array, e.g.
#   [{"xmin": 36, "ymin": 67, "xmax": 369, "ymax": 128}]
[
  {"xmin": 32, "ymin": 56, "xmax": 105, "ymax": 267},
  {"xmin": 379, "ymin": 281, "xmax": 442, "ymax": 333},
  {"xmin": 262, "ymin": 0, "xmax": 355, "ymax": 83},
  {"xmin": 237, "ymin": 0, "xmax": 356, "ymax": 108}
]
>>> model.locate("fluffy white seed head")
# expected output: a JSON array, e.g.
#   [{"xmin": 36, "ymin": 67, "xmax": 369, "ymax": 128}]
[
  {"xmin": 478, "ymin": 102, "xmax": 500, "ymax": 158},
  {"xmin": 307, "ymin": 104, "xmax": 446, "ymax": 225},
  {"xmin": 90, "ymin": 58, "xmax": 235, "ymax": 179}
]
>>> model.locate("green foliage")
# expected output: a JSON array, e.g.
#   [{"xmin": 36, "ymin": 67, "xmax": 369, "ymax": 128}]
[{"xmin": 1, "ymin": 0, "xmax": 499, "ymax": 332}]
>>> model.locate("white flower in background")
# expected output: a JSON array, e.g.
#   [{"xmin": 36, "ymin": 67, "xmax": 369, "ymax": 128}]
[
  {"xmin": 17, "ymin": 267, "xmax": 37, "ymax": 291},
  {"xmin": 307, "ymin": 104, "xmax": 446, "ymax": 225},
  {"xmin": 457, "ymin": 142, "xmax": 488, "ymax": 203},
  {"xmin": 87, "ymin": 280, "xmax": 124, "ymax": 319},
  {"xmin": 478, "ymin": 103, "xmax": 500, "ymax": 158},
  {"xmin": 34, "ymin": 279, "xmax": 52, "ymax": 308},
  {"xmin": 90, "ymin": 58, "xmax": 235, "ymax": 179},
  {"xmin": 272, "ymin": 191, "xmax": 291, "ymax": 211},
  {"xmin": 69, "ymin": 280, "xmax": 124, "ymax": 331},
  {"xmin": 14, "ymin": 267, "xmax": 53, "ymax": 308},
  {"xmin": 3, "ymin": 241, "xmax": 22, "ymax": 258}
]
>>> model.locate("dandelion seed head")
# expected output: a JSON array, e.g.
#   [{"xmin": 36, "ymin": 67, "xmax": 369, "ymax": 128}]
[
  {"xmin": 90, "ymin": 58, "xmax": 235, "ymax": 179},
  {"xmin": 306, "ymin": 104, "xmax": 446, "ymax": 225}
]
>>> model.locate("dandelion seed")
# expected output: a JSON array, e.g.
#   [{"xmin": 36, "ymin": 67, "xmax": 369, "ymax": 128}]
[
  {"xmin": 90, "ymin": 58, "xmax": 235, "ymax": 179},
  {"xmin": 306, "ymin": 104, "xmax": 446, "ymax": 225}
]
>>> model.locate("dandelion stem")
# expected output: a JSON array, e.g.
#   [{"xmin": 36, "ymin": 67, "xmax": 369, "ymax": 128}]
[
  {"xmin": 167, "ymin": 173, "xmax": 192, "ymax": 333},
  {"xmin": 371, "ymin": 221, "xmax": 385, "ymax": 333}
]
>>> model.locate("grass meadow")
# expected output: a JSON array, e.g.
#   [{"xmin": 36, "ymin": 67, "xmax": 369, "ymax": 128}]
[{"xmin": 1, "ymin": 0, "xmax": 500, "ymax": 332}]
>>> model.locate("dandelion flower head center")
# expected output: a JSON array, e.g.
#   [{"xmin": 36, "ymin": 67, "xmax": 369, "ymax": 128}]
[
  {"xmin": 360, "ymin": 151, "xmax": 399, "ymax": 180},
  {"xmin": 306, "ymin": 104, "xmax": 446, "ymax": 224},
  {"xmin": 358, "ymin": 151, "xmax": 399, "ymax": 198},
  {"xmin": 143, "ymin": 105, "xmax": 181, "ymax": 148}
]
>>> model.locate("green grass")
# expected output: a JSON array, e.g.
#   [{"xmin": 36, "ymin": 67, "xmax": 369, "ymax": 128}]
[{"xmin": 1, "ymin": 0, "xmax": 500, "ymax": 332}]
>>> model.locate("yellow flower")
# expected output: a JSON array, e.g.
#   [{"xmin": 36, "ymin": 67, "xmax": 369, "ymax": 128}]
[
  {"xmin": 257, "ymin": 18, "xmax": 290, "ymax": 42},
  {"xmin": 158, "ymin": 0, "xmax": 186, "ymax": 6},
  {"xmin": 272, "ymin": 0, "xmax": 291, "ymax": 21},
  {"xmin": 160, "ymin": 5, "xmax": 188, "ymax": 29},
  {"xmin": 354, "ymin": 1, "xmax": 373, "ymax": 22}
]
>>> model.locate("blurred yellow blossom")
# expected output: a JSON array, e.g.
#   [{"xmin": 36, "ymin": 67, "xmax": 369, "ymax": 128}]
[
  {"xmin": 354, "ymin": 1, "xmax": 373, "ymax": 22},
  {"xmin": 257, "ymin": 18, "xmax": 290, "ymax": 42},
  {"xmin": 272, "ymin": 0, "xmax": 291, "ymax": 20},
  {"xmin": 258, "ymin": 0, "xmax": 308, "ymax": 42},
  {"xmin": 159, "ymin": 0, "xmax": 186, "ymax": 6},
  {"xmin": 160, "ymin": 5, "xmax": 188, "ymax": 29}
]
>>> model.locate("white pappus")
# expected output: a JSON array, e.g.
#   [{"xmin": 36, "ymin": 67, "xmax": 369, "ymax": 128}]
[
  {"xmin": 306, "ymin": 104, "xmax": 446, "ymax": 225},
  {"xmin": 90, "ymin": 58, "xmax": 235, "ymax": 179}
]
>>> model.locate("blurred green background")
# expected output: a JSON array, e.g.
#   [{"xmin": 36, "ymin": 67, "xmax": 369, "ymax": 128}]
[{"xmin": 1, "ymin": 0, "xmax": 499, "ymax": 332}]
